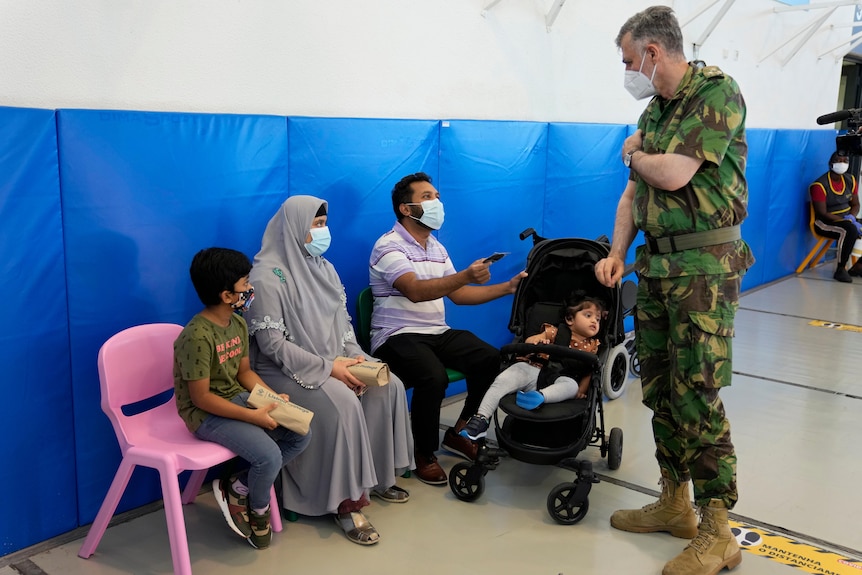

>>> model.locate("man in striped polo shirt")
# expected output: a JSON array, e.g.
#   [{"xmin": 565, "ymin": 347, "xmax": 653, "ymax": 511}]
[{"xmin": 369, "ymin": 172, "xmax": 526, "ymax": 485}]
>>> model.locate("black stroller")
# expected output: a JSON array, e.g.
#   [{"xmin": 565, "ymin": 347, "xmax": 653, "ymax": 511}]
[{"xmin": 447, "ymin": 228, "xmax": 635, "ymax": 525}]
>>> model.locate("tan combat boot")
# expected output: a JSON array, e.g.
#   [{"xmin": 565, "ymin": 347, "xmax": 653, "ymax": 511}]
[
  {"xmin": 610, "ymin": 470, "xmax": 698, "ymax": 538},
  {"xmin": 662, "ymin": 499, "xmax": 742, "ymax": 575}
]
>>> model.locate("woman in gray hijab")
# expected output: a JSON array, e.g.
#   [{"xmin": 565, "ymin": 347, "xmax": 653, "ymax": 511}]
[{"xmin": 247, "ymin": 195, "xmax": 414, "ymax": 546}]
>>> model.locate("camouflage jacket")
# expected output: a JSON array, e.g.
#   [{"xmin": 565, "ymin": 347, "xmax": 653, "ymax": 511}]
[{"xmin": 632, "ymin": 62, "xmax": 755, "ymax": 278}]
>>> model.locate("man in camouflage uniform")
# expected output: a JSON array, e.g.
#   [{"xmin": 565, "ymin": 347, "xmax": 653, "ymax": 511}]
[{"xmin": 595, "ymin": 6, "xmax": 754, "ymax": 575}]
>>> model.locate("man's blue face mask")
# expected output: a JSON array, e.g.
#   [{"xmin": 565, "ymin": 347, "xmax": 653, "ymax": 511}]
[{"xmin": 405, "ymin": 199, "xmax": 445, "ymax": 230}]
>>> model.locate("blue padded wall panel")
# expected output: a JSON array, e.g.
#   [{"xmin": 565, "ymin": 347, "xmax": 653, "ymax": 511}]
[
  {"xmin": 287, "ymin": 117, "xmax": 439, "ymax": 308},
  {"xmin": 58, "ymin": 110, "xmax": 288, "ymax": 524},
  {"xmin": 547, "ymin": 123, "xmax": 637, "ymax": 333},
  {"xmin": 741, "ymin": 128, "xmax": 775, "ymax": 290},
  {"xmin": 761, "ymin": 129, "xmax": 836, "ymax": 284},
  {"xmin": 0, "ymin": 107, "xmax": 75, "ymax": 553},
  {"xmin": 438, "ymin": 120, "xmax": 548, "ymax": 347},
  {"xmin": 546, "ymin": 123, "xmax": 631, "ymax": 243},
  {"xmin": 0, "ymin": 103, "xmax": 842, "ymax": 559}
]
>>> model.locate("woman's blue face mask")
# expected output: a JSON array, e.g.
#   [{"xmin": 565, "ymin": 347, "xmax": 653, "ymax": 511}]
[{"xmin": 305, "ymin": 226, "xmax": 331, "ymax": 257}]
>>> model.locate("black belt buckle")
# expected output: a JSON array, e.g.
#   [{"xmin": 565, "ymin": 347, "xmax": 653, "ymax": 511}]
[{"xmin": 645, "ymin": 234, "xmax": 677, "ymax": 254}]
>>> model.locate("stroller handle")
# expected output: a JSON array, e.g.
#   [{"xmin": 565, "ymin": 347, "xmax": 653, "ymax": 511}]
[{"xmin": 500, "ymin": 343, "xmax": 600, "ymax": 366}]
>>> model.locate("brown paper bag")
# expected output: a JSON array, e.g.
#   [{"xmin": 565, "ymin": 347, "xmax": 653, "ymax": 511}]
[
  {"xmin": 334, "ymin": 357, "xmax": 390, "ymax": 386},
  {"xmin": 247, "ymin": 384, "xmax": 314, "ymax": 435}
]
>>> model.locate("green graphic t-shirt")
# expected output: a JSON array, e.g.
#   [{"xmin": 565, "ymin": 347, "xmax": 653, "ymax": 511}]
[{"xmin": 173, "ymin": 313, "xmax": 248, "ymax": 432}]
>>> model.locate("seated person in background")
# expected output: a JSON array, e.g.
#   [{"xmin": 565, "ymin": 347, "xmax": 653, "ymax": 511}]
[
  {"xmin": 809, "ymin": 150, "xmax": 862, "ymax": 283},
  {"xmin": 247, "ymin": 195, "xmax": 414, "ymax": 547},
  {"xmin": 460, "ymin": 294, "xmax": 604, "ymax": 440},
  {"xmin": 369, "ymin": 171, "xmax": 526, "ymax": 485},
  {"xmin": 174, "ymin": 247, "xmax": 311, "ymax": 550}
]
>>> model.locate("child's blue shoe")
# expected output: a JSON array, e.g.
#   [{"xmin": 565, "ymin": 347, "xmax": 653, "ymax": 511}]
[
  {"xmin": 459, "ymin": 415, "xmax": 489, "ymax": 440},
  {"xmin": 516, "ymin": 390, "xmax": 545, "ymax": 410}
]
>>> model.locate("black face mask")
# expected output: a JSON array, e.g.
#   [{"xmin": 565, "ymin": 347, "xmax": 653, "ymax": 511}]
[{"xmin": 231, "ymin": 287, "xmax": 255, "ymax": 313}]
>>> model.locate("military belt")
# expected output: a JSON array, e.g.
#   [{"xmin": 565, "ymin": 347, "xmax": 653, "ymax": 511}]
[{"xmin": 644, "ymin": 225, "xmax": 741, "ymax": 254}]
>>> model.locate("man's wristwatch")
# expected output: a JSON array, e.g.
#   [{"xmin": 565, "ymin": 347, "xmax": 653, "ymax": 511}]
[{"xmin": 623, "ymin": 150, "xmax": 638, "ymax": 168}]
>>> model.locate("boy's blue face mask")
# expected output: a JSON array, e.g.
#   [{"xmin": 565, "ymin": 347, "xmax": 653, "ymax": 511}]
[
  {"xmin": 305, "ymin": 226, "xmax": 331, "ymax": 257},
  {"xmin": 231, "ymin": 287, "xmax": 255, "ymax": 313}
]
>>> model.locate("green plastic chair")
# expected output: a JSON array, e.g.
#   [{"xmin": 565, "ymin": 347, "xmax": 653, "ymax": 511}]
[{"xmin": 354, "ymin": 287, "xmax": 465, "ymax": 385}]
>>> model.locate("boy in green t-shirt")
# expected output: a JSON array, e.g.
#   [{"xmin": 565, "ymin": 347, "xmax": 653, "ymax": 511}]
[{"xmin": 174, "ymin": 247, "xmax": 311, "ymax": 549}]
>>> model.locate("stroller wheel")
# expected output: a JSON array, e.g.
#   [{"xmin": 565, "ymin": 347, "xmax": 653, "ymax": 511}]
[
  {"xmin": 547, "ymin": 482, "xmax": 590, "ymax": 525},
  {"xmin": 625, "ymin": 335, "xmax": 640, "ymax": 377},
  {"xmin": 607, "ymin": 427, "xmax": 623, "ymax": 470},
  {"xmin": 602, "ymin": 343, "xmax": 630, "ymax": 400},
  {"xmin": 629, "ymin": 350, "xmax": 640, "ymax": 377},
  {"xmin": 448, "ymin": 462, "xmax": 485, "ymax": 502}
]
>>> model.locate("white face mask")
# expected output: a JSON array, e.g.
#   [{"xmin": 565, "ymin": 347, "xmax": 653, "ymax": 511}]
[
  {"xmin": 624, "ymin": 51, "xmax": 658, "ymax": 100},
  {"xmin": 832, "ymin": 162, "xmax": 850, "ymax": 175},
  {"xmin": 406, "ymin": 198, "xmax": 445, "ymax": 230}
]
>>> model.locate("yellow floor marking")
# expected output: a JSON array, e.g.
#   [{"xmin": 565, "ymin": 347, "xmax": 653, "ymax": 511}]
[
  {"xmin": 809, "ymin": 320, "xmax": 862, "ymax": 333},
  {"xmin": 730, "ymin": 520, "xmax": 862, "ymax": 574}
]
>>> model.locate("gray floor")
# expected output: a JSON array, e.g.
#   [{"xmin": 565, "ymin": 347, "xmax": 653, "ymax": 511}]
[{"xmin": 4, "ymin": 263, "xmax": 861, "ymax": 575}]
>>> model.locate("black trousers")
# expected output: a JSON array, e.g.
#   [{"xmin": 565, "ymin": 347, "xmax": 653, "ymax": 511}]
[
  {"xmin": 814, "ymin": 218, "xmax": 860, "ymax": 268},
  {"xmin": 375, "ymin": 329, "xmax": 501, "ymax": 455}
]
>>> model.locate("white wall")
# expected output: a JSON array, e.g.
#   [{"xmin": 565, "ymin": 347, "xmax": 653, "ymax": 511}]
[{"xmin": 0, "ymin": 0, "xmax": 854, "ymax": 128}]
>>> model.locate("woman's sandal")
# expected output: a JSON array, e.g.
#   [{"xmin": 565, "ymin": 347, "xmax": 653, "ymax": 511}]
[
  {"xmin": 370, "ymin": 484, "xmax": 410, "ymax": 503},
  {"xmin": 334, "ymin": 511, "xmax": 380, "ymax": 545}
]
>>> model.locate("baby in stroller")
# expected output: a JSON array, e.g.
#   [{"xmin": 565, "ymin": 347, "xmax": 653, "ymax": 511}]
[
  {"xmin": 446, "ymin": 232, "xmax": 626, "ymax": 523},
  {"xmin": 459, "ymin": 293, "xmax": 605, "ymax": 441}
]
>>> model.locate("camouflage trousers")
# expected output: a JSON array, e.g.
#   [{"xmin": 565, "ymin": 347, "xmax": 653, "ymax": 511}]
[{"xmin": 635, "ymin": 271, "xmax": 740, "ymax": 509}]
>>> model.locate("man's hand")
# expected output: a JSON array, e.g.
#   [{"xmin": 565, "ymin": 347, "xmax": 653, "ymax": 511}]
[
  {"xmin": 595, "ymin": 255, "xmax": 626, "ymax": 287},
  {"xmin": 464, "ymin": 259, "xmax": 492, "ymax": 284},
  {"xmin": 844, "ymin": 214, "xmax": 862, "ymax": 235},
  {"xmin": 622, "ymin": 129, "xmax": 644, "ymax": 161},
  {"xmin": 507, "ymin": 271, "xmax": 528, "ymax": 293}
]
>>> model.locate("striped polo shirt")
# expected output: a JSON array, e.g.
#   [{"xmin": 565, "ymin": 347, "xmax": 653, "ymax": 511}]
[{"xmin": 369, "ymin": 221, "xmax": 456, "ymax": 353}]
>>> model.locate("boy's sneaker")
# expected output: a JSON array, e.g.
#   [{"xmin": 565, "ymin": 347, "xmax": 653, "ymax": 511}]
[
  {"xmin": 213, "ymin": 478, "xmax": 252, "ymax": 539},
  {"xmin": 459, "ymin": 415, "xmax": 490, "ymax": 441},
  {"xmin": 248, "ymin": 508, "xmax": 272, "ymax": 550}
]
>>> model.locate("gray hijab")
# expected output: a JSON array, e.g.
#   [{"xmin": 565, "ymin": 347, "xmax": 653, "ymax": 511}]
[{"xmin": 248, "ymin": 195, "xmax": 353, "ymax": 358}]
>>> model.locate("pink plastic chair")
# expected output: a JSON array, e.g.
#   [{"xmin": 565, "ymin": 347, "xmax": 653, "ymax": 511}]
[{"xmin": 78, "ymin": 323, "xmax": 282, "ymax": 574}]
